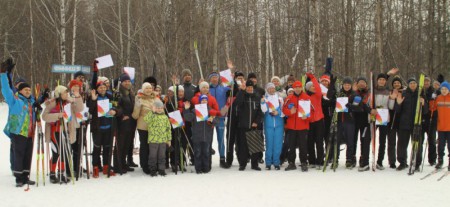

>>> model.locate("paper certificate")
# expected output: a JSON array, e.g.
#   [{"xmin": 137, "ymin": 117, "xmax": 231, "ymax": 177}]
[
  {"xmin": 168, "ymin": 110, "xmax": 184, "ymax": 128},
  {"xmin": 97, "ymin": 99, "xmax": 110, "ymax": 117},
  {"xmin": 220, "ymin": 69, "xmax": 234, "ymax": 87},
  {"xmin": 336, "ymin": 97, "xmax": 349, "ymax": 112},
  {"xmin": 76, "ymin": 104, "xmax": 89, "ymax": 123},
  {"xmin": 266, "ymin": 95, "xmax": 279, "ymax": 112},
  {"xmin": 298, "ymin": 100, "xmax": 311, "ymax": 118},
  {"xmin": 195, "ymin": 103, "xmax": 209, "ymax": 122},
  {"xmin": 96, "ymin": 54, "xmax": 114, "ymax": 69},
  {"xmin": 63, "ymin": 103, "xmax": 72, "ymax": 123},
  {"xmin": 375, "ymin": 109, "xmax": 389, "ymax": 126}
]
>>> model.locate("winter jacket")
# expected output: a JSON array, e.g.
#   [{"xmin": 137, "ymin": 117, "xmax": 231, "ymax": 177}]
[
  {"xmin": 183, "ymin": 108, "xmax": 219, "ymax": 143},
  {"xmin": 261, "ymin": 93, "xmax": 285, "ymax": 128},
  {"xmin": 1, "ymin": 73, "xmax": 36, "ymax": 138},
  {"xmin": 190, "ymin": 92, "xmax": 220, "ymax": 116},
  {"xmin": 116, "ymin": 86, "xmax": 136, "ymax": 130},
  {"xmin": 209, "ymin": 83, "xmax": 230, "ymax": 113},
  {"xmin": 235, "ymin": 90, "xmax": 263, "ymax": 129},
  {"xmin": 395, "ymin": 88, "xmax": 428, "ymax": 131},
  {"xmin": 253, "ymin": 85, "xmax": 266, "ymax": 99},
  {"xmin": 183, "ymin": 82, "xmax": 197, "ymax": 101},
  {"xmin": 337, "ymin": 88, "xmax": 355, "ymax": 124},
  {"xmin": 348, "ymin": 88, "xmax": 372, "ymax": 125},
  {"xmin": 421, "ymin": 86, "xmax": 435, "ymax": 128},
  {"xmin": 144, "ymin": 111, "xmax": 171, "ymax": 144},
  {"xmin": 306, "ymin": 73, "xmax": 324, "ymax": 122},
  {"xmin": 435, "ymin": 93, "xmax": 450, "ymax": 132},
  {"xmin": 86, "ymin": 93, "xmax": 114, "ymax": 132},
  {"xmin": 132, "ymin": 92, "xmax": 157, "ymax": 131},
  {"xmin": 282, "ymin": 92, "xmax": 311, "ymax": 130},
  {"xmin": 42, "ymin": 97, "xmax": 83, "ymax": 144},
  {"xmin": 322, "ymin": 86, "xmax": 336, "ymax": 118}
]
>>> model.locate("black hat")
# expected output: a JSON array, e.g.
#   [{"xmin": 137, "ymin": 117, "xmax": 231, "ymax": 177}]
[
  {"xmin": 357, "ymin": 77, "xmax": 367, "ymax": 84},
  {"xmin": 245, "ymin": 80, "xmax": 254, "ymax": 87},
  {"xmin": 391, "ymin": 76, "xmax": 402, "ymax": 87},
  {"xmin": 248, "ymin": 72, "xmax": 257, "ymax": 80},
  {"xmin": 143, "ymin": 76, "xmax": 157, "ymax": 86},
  {"xmin": 74, "ymin": 71, "xmax": 84, "ymax": 79},
  {"xmin": 234, "ymin": 71, "xmax": 244, "ymax": 78},
  {"xmin": 17, "ymin": 82, "xmax": 31, "ymax": 92},
  {"xmin": 14, "ymin": 77, "xmax": 26, "ymax": 86},
  {"xmin": 342, "ymin": 77, "xmax": 353, "ymax": 85},
  {"xmin": 407, "ymin": 77, "xmax": 417, "ymax": 84},
  {"xmin": 119, "ymin": 73, "xmax": 131, "ymax": 82},
  {"xmin": 377, "ymin": 73, "xmax": 388, "ymax": 80}
]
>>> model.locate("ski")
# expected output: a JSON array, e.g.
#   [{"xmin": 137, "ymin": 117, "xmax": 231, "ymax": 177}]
[
  {"xmin": 369, "ymin": 72, "xmax": 376, "ymax": 172},
  {"xmin": 108, "ymin": 78, "xmax": 122, "ymax": 177},
  {"xmin": 437, "ymin": 171, "xmax": 450, "ymax": 181},
  {"xmin": 420, "ymin": 168, "xmax": 443, "ymax": 180},
  {"xmin": 408, "ymin": 74, "xmax": 425, "ymax": 175},
  {"xmin": 323, "ymin": 107, "xmax": 338, "ymax": 172}
]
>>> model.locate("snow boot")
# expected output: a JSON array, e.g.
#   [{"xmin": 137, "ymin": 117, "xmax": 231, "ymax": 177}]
[
  {"xmin": 149, "ymin": 167, "xmax": 157, "ymax": 177},
  {"xmin": 158, "ymin": 170, "xmax": 167, "ymax": 176},
  {"xmin": 251, "ymin": 166, "xmax": 261, "ymax": 171},
  {"xmin": 285, "ymin": 163, "xmax": 297, "ymax": 171},
  {"xmin": 238, "ymin": 166, "xmax": 246, "ymax": 171},
  {"xmin": 265, "ymin": 165, "xmax": 271, "ymax": 170},
  {"xmin": 396, "ymin": 164, "xmax": 408, "ymax": 171},
  {"xmin": 436, "ymin": 159, "xmax": 443, "ymax": 169},
  {"xmin": 220, "ymin": 159, "xmax": 230, "ymax": 169},
  {"xmin": 93, "ymin": 167, "xmax": 99, "ymax": 178},
  {"xmin": 389, "ymin": 163, "xmax": 396, "ymax": 169},
  {"xmin": 49, "ymin": 172, "xmax": 58, "ymax": 184},
  {"xmin": 301, "ymin": 164, "xmax": 308, "ymax": 172},
  {"xmin": 376, "ymin": 163, "xmax": 385, "ymax": 170},
  {"xmin": 103, "ymin": 165, "xmax": 116, "ymax": 176},
  {"xmin": 358, "ymin": 165, "xmax": 370, "ymax": 172},
  {"xmin": 274, "ymin": 166, "xmax": 280, "ymax": 170}
]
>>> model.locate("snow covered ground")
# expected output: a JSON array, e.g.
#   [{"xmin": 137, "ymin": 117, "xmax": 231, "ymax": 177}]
[{"xmin": 0, "ymin": 103, "xmax": 448, "ymax": 207}]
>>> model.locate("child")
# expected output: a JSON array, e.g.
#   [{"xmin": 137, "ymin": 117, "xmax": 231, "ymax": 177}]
[
  {"xmin": 434, "ymin": 81, "xmax": 450, "ymax": 170},
  {"xmin": 144, "ymin": 100, "xmax": 172, "ymax": 176},
  {"xmin": 183, "ymin": 95, "xmax": 219, "ymax": 174}
]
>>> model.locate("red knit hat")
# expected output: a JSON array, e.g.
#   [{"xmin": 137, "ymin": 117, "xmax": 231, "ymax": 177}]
[
  {"xmin": 69, "ymin": 79, "xmax": 83, "ymax": 89},
  {"xmin": 292, "ymin": 81, "xmax": 302, "ymax": 88},
  {"xmin": 320, "ymin": 74, "xmax": 331, "ymax": 83}
]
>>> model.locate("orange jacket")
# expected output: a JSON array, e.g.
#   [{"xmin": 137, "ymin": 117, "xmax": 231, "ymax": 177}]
[
  {"xmin": 282, "ymin": 92, "xmax": 312, "ymax": 130},
  {"xmin": 435, "ymin": 94, "xmax": 450, "ymax": 131}
]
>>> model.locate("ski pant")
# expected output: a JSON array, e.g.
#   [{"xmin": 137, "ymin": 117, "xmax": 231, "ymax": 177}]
[
  {"xmin": 307, "ymin": 119, "xmax": 325, "ymax": 165},
  {"xmin": 148, "ymin": 143, "xmax": 166, "ymax": 171},
  {"xmin": 194, "ymin": 141, "xmax": 212, "ymax": 172},
  {"xmin": 138, "ymin": 130, "xmax": 149, "ymax": 171},
  {"xmin": 280, "ymin": 130, "xmax": 289, "ymax": 163},
  {"xmin": 286, "ymin": 129, "xmax": 308, "ymax": 165},
  {"xmin": 71, "ymin": 127, "xmax": 86, "ymax": 175},
  {"xmin": 11, "ymin": 134, "xmax": 33, "ymax": 183},
  {"xmin": 337, "ymin": 122, "xmax": 355, "ymax": 162},
  {"xmin": 323, "ymin": 114, "xmax": 332, "ymax": 149},
  {"xmin": 397, "ymin": 129, "xmax": 412, "ymax": 166},
  {"xmin": 237, "ymin": 128, "xmax": 259, "ymax": 168},
  {"xmin": 50, "ymin": 132, "xmax": 69, "ymax": 174},
  {"xmin": 353, "ymin": 123, "xmax": 371, "ymax": 167},
  {"xmin": 115, "ymin": 120, "xmax": 134, "ymax": 171},
  {"xmin": 127, "ymin": 129, "xmax": 136, "ymax": 165},
  {"xmin": 226, "ymin": 118, "xmax": 239, "ymax": 165},
  {"xmin": 437, "ymin": 131, "xmax": 450, "ymax": 160},
  {"xmin": 10, "ymin": 142, "xmax": 14, "ymax": 171},
  {"xmin": 184, "ymin": 122, "xmax": 194, "ymax": 164},
  {"xmin": 168, "ymin": 129, "xmax": 181, "ymax": 168},
  {"xmin": 422, "ymin": 124, "xmax": 437, "ymax": 164},
  {"xmin": 215, "ymin": 117, "xmax": 226, "ymax": 158},
  {"xmin": 92, "ymin": 128, "xmax": 112, "ymax": 167},
  {"xmin": 264, "ymin": 125, "xmax": 284, "ymax": 166},
  {"xmin": 386, "ymin": 127, "xmax": 398, "ymax": 166},
  {"xmin": 376, "ymin": 125, "xmax": 393, "ymax": 165}
]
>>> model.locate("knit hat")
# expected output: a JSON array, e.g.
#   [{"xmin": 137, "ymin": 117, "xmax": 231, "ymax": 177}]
[
  {"xmin": 208, "ymin": 72, "xmax": 220, "ymax": 80},
  {"xmin": 54, "ymin": 85, "xmax": 68, "ymax": 98},
  {"xmin": 292, "ymin": 81, "xmax": 302, "ymax": 88},
  {"xmin": 199, "ymin": 81, "xmax": 209, "ymax": 89},
  {"xmin": 265, "ymin": 83, "xmax": 275, "ymax": 90},
  {"xmin": 305, "ymin": 82, "xmax": 314, "ymax": 91},
  {"xmin": 234, "ymin": 71, "xmax": 244, "ymax": 78},
  {"xmin": 391, "ymin": 76, "xmax": 402, "ymax": 87},
  {"xmin": 320, "ymin": 74, "xmax": 331, "ymax": 83},
  {"xmin": 14, "ymin": 77, "xmax": 26, "ymax": 86},
  {"xmin": 287, "ymin": 75, "xmax": 295, "ymax": 82},
  {"xmin": 407, "ymin": 77, "xmax": 417, "ymax": 84},
  {"xmin": 178, "ymin": 85, "xmax": 184, "ymax": 91},
  {"xmin": 182, "ymin": 69, "xmax": 192, "ymax": 78},
  {"xmin": 74, "ymin": 71, "xmax": 84, "ymax": 79},
  {"xmin": 271, "ymin": 76, "xmax": 281, "ymax": 82},
  {"xmin": 440, "ymin": 81, "xmax": 450, "ymax": 91},
  {"xmin": 119, "ymin": 73, "xmax": 131, "ymax": 82},
  {"xmin": 357, "ymin": 77, "xmax": 367, "ymax": 84},
  {"xmin": 377, "ymin": 73, "xmax": 388, "ymax": 80},
  {"xmin": 17, "ymin": 82, "xmax": 30, "ymax": 92},
  {"xmin": 156, "ymin": 85, "xmax": 162, "ymax": 90},
  {"xmin": 248, "ymin": 72, "xmax": 257, "ymax": 80},
  {"xmin": 287, "ymin": 87, "xmax": 294, "ymax": 94},
  {"xmin": 168, "ymin": 86, "xmax": 174, "ymax": 92},
  {"xmin": 424, "ymin": 76, "xmax": 431, "ymax": 82},
  {"xmin": 142, "ymin": 82, "xmax": 152, "ymax": 91},
  {"xmin": 143, "ymin": 76, "xmax": 157, "ymax": 86},
  {"xmin": 98, "ymin": 76, "xmax": 109, "ymax": 84},
  {"xmin": 246, "ymin": 80, "xmax": 254, "ymax": 87},
  {"xmin": 199, "ymin": 94, "xmax": 208, "ymax": 103},
  {"xmin": 96, "ymin": 81, "xmax": 107, "ymax": 89},
  {"xmin": 69, "ymin": 79, "xmax": 82, "ymax": 89},
  {"xmin": 154, "ymin": 100, "xmax": 164, "ymax": 108},
  {"xmin": 342, "ymin": 77, "xmax": 353, "ymax": 85}
]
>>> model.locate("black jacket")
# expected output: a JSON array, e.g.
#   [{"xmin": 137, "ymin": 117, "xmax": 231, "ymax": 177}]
[
  {"xmin": 235, "ymin": 90, "xmax": 263, "ymax": 129},
  {"xmin": 87, "ymin": 93, "xmax": 113, "ymax": 132},
  {"xmin": 337, "ymin": 88, "xmax": 355, "ymax": 124},
  {"xmin": 395, "ymin": 88, "xmax": 428, "ymax": 131}
]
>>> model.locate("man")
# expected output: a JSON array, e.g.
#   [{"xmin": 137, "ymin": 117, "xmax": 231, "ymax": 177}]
[
  {"xmin": 320, "ymin": 73, "xmax": 336, "ymax": 165},
  {"xmin": 208, "ymin": 72, "xmax": 230, "ymax": 168},
  {"xmin": 373, "ymin": 72, "xmax": 392, "ymax": 170},
  {"xmin": 247, "ymin": 72, "xmax": 265, "ymax": 164},
  {"xmin": 421, "ymin": 76, "xmax": 437, "ymax": 166}
]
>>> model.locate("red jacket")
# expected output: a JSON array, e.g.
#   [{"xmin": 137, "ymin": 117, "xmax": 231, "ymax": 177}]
[
  {"xmin": 283, "ymin": 92, "xmax": 312, "ymax": 130},
  {"xmin": 191, "ymin": 92, "xmax": 220, "ymax": 116},
  {"xmin": 435, "ymin": 94, "xmax": 450, "ymax": 132},
  {"xmin": 306, "ymin": 73, "xmax": 324, "ymax": 122}
]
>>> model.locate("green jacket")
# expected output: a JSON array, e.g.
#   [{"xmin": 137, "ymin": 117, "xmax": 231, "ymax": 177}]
[{"xmin": 143, "ymin": 111, "xmax": 171, "ymax": 144}]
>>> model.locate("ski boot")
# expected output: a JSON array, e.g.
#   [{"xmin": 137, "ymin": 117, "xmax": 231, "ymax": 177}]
[
  {"xmin": 285, "ymin": 163, "xmax": 297, "ymax": 171},
  {"xmin": 436, "ymin": 159, "xmax": 443, "ymax": 169},
  {"xmin": 50, "ymin": 172, "xmax": 58, "ymax": 184}
]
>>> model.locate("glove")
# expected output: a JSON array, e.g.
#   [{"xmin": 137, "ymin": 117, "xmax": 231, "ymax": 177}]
[
  {"xmin": 288, "ymin": 103, "xmax": 295, "ymax": 109},
  {"xmin": 93, "ymin": 60, "xmax": 99, "ymax": 73},
  {"xmin": 1, "ymin": 58, "xmax": 15, "ymax": 73},
  {"xmin": 353, "ymin": 96, "xmax": 362, "ymax": 106},
  {"xmin": 41, "ymin": 88, "xmax": 50, "ymax": 101},
  {"xmin": 330, "ymin": 74, "xmax": 337, "ymax": 87},
  {"xmin": 33, "ymin": 102, "xmax": 43, "ymax": 111}
]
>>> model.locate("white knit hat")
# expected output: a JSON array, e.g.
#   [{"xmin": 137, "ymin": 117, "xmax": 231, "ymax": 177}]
[
  {"xmin": 271, "ymin": 76, "xmax": 281, "ymax": 82},
  {"xmin": 54, "ymin": 85, "xmax": 68, "ymax": 98},
  {"xmin": 142, "ymin": 82, "xmax": 153, "ymax": 91},
  {"xmin": 199, "ymin": 81, "xmax": 209, "ymax": 89}
]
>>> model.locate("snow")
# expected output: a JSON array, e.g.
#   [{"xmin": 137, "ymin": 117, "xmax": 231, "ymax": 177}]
[{"xmin": 0, "ymin": 103, "xmax": 448, "ymax": 207}]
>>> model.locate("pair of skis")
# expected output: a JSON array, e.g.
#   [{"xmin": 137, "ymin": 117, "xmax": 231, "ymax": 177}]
[
  {"xmin": 420, "ymin": 168, "xmax": 450, "ymax": 181},
  {"xmin": 408, "ymin": 74, "xmax": 425, "ymax": 175},
  {"xmin": 35, "ymin": 84, "xmax": 46, "ymax": 187}
]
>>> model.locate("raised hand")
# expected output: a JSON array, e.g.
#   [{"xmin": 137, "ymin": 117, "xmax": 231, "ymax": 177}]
[{"xmin": 91, "ymin": 89, "xmax": 98, "ymax": 101}]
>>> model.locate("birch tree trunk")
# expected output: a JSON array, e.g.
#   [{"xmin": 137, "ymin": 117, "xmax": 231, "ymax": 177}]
[
  {"xmin": 376, "ymin": 0, "xmax": 384, "ymax": 73},
  {"xmin": 60, "ymin": 0, "xmax": 67, "ymax": 85}
]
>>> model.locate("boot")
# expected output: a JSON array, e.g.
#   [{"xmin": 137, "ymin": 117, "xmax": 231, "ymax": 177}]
[
  {"xmin": 149, "ymin": 167, "xmax": 157, "ymax": 177},
  {"xmin": 103, "ymin": 165, "xmax": 116, "ymax": 176},
  {"xmin": 93, "ymin": 167, "xmax": 99, "ymax": 178},
  {"xmin": 301, "ymin": 163, "xmax": 308, "ymax": 172},
  {"xmin": 220, "ymin": 159, "xmax": 230, "ymax": 169},
  {"xmin": 436, "ymin": 159, "xmax": 443, "ymax": 169},
  {"xmin": 158, "ymin": 170, "xmax": 167, "ymax": 176},
  {"xmin": 127, "ymin": 161, "xmax": 138, "ymax": 168},
  {"xmin": 285, "ymin": 163, "xmax": 297, "ymax": 171},
  {"xmin": 59, "ymin": 172, "xmax": 70, "ymax": 183},
  {"xmin": 49, "ymin": 172, "xmax": 58, "ymax": 184}
]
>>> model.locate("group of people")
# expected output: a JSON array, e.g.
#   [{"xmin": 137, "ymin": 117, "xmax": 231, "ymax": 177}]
[{"xmin": 1, "ymin": 57, "xmax": 450, "ymax": 188}]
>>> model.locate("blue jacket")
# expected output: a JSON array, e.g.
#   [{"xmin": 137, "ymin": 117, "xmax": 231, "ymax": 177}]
[
  {"xmin": 1, "ymin": 73, "xmax": 36, "ymax": 138},
  {"xmin": 209, "ymin": 83, "xmax": 230, "ymax": 113},
  {"xmin": 261, "ymin": 94, "xmax": 284, "ymax": 128}
]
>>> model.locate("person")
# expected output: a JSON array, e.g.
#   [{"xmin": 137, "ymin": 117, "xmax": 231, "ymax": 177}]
[
  {"xmin": 87, "ymin": 80, "xmax": 117, "ymax": 177},
  {"xmin": 373, "ymin": 72, "xmax": 392, "ymax": 170},
  {"xmin": 386, "ymin": 76, "xmax": 404, "ymax": 169},
  {"xmin": 132, "ymin": 82, "xmax": 157, "ymax": 174},
  {"xmin": 235, "ymin": 80, "xmax": 263, "ymax": 171},
  {"xmin": 248, "ymin": 72, "xmax": 265, "ymax": 164},
  {"xmin": 182, "ymin": 69, "xmax": 197, "ymax": 101},
  {"xmin": 42, "ymin": 85, "xmax": 83, "ymax": 183},
  {"xmin": 144, "ymin": 100, "xmax": 172, "ymax": 176},
  {"xmin": 284, "ymin": 75, "xmax": 295, "ymax": 95},
  {"xmin": 395, "ymin": 77, "xmax": 428, "ymax": 171},
  {"xmin": 271, "ymin": 76, "xmax": 287, "ymax": 99},
  {"xmin": 421, "ymin": 76, "xmax": 437, "ymax": 166},
  {"xmin": 114, "ymin": 73, "xmax": 137, "ymax": 173},
  {"xmin": 260, "ymin": 83, "xmax": 284, "ymax": 170},
  {"xmin": 164, "ymin": 85, "xmax": 184, "ymax": 173},
  {"xmin": 320, "ymin": 73, "xmax": 337, "ymax": 165},
  {"xmin": 1, "ymin": 63, "xmax": 37, "ymax": 187},
  {"xmin": 208, "ymin": 71, "xmax": 230, "ymax": 168},
  {"xmin": 183, "ymin": 95, "xmax": 220, "ymax": 173},
  {"xmin": 350, "ymin": 77, "xmax": 377, "ymax": 172},
  {"xmin": 434, "ymin": 81, "xmax": 450, "ymax": 170},
  {"xmin": 282, "ymin": 80, "xmax": 311, "ymax": 172},
  {"xmin": 305, "ymin": 72, "xmax": 325, "ymax": 169},
  {"xmin": 336, "ymin": 77, "xmax": 357, "ymax": 169}
]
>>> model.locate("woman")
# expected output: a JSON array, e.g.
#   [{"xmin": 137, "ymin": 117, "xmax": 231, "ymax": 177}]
[
  {"xmin": 260, "ymin": 83, "xmax": 284, "ymax": 170},
  {"xmin": 132, "ymin": 82, "xmax": 157, "ymax": 174}
]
